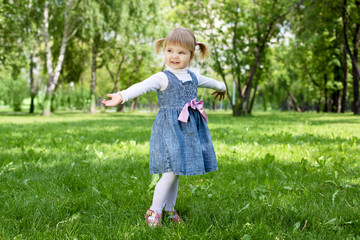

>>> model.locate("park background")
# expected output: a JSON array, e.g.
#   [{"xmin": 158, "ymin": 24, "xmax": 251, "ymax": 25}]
[{"xmin": 1, "ymin": 0, "xmax": 360, "ymax": 239}]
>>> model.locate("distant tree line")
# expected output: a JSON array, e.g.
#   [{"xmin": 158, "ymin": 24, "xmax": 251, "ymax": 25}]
[{"xmin": 0, "ymin": 0, "xmax": 359, "ymax": 116}]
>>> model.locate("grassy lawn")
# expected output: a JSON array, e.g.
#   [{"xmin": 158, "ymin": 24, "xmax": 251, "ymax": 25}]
[{"xmin": 0, "ymin": 111, "xmax": 359, "ymax": 239}]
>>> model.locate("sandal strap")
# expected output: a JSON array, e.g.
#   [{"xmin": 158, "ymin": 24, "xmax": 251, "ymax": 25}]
[
  {"xmin": 165, "ymin": 210, "xmax": 183, "ymax": 223},
  {"xmin": 145, "ymin": 209, "xmax": 162, "ymax": 227}
]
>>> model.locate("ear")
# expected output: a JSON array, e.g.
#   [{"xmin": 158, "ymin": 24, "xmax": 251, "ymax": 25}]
[{"xmin": 190, "ymin": 52, "xmax": 194, "ymax": 62}]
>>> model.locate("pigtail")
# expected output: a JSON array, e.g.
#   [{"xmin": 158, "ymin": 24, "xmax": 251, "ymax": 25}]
[
  {"xmin": 155, "ymin": 38, "xmax": 166, "ymax": 53},
  {"xmin": 197, "ymin": 42, "xmax": 210, "ymax": 60}
]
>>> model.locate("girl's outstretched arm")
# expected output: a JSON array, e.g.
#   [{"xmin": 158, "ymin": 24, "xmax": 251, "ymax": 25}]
[
  {"xmin": 211, "ymin": 90, "xmax": 226, "ymax": 101},
  {"xmin": 102, "ymin": 93, "xmax": 123, "ymax": 107}
]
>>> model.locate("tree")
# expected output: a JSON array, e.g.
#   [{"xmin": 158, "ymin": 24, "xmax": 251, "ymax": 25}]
[
  {"xmin": 173, "ymin": 0, "xmax": 300, "ymax": 116},
  {"xmin": 97, "ymin": 0, "xmax": 163, "ymax": 112},
  {"xmin": 1, "ymin": 0, "xmax": 43, "ymax": 113},
  {"xmin": 342, "ymin": 0, "xmax": 360, "ymax": 114},
  {"xmin": 42, "ymin": 0, "xmax": 79, "ymax": 116},
  {"xmin": 289, "ymin": 0, "xmax": 354, "ymax": 113}
]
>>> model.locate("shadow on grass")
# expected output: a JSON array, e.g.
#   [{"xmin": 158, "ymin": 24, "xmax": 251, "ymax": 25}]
[
  {"xmin": 212, "ymin": 126, "xmax": 359, "ymax": 147},
  {"xmin": 209, "ymin": 111, "xmax": 360, "ymax": 124},
  {"xmin": 0, "ymin": 146, "xmax": 359, "ymax": 239},
  {"xmin": 0, "ymin": 116, "xmax": 155, "ymax": 146}
]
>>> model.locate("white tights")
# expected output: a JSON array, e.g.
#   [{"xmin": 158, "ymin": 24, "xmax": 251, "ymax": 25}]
[{"xmin": 150, "ymin": 172, "xmax": 179, "ymax": 213}]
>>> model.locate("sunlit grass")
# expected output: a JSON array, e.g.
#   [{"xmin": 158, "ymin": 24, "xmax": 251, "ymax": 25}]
[{"xmin": 0, "ymin": 111, "xmax": 359, "ymax": 239}]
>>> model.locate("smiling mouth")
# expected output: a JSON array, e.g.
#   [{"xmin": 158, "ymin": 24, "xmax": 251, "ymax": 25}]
[{"xmin": 171, "ymin": 61, "xmax": 180, "ymax": 64}]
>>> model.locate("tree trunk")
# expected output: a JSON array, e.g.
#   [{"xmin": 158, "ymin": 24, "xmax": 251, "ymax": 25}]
[
  {"xmin": 287, "ymin": 89, "xmax": 302, "ymax": 112},
  {"xmin": 89, "ymin": 33, "xmax": 99, "ymax": 114},
  {"xmin": 331, "ymin": 91, "xmax": 340, "ymax": 113},
  {"xmin": 42, "ymin": 0, "xmax": 75, "ymax": 116},
  {"xmin": 42, "ymin": 1, "xmax": 54, "ymax": 116},
  {"xmin": 352, "ymin": 62, "xmax": 360, "ymax": 114},
  {"xmin": 212, "ymin": 101, "xmax": 217, "ymax": 111},
  {"xmin": 29, "ymin": 53, "xmax": 36, "ymax": 113},
  {"xmin": 129, "ymin": 97, "xmax": 139, "ymax": 111},
  {"xmin": 116, "ymin": 104, "xmax": 124, "ymax": 112},
  {"xmin": 352, "ymin": 11, "xmax": 360, "ymax": 114},
  {"xmin": 324, "ymin": 74, "xmax": 330, "ymax": 112},
  {"xmin": 247, "ymin": 84, "xmax": 258, "ymax": 114},
  {"xmin": 342, "ymin": 0, "xmax": 360, "ymax": 114},
  {"xmin": 341, "ymin": 45, "xmax": 348, "ymax": 113},
  {"xmin": 342, "ymin": 0, "xmax": 360, "ymax": 79},
  {"xmin": 352, "ymin": 1, "xmax": 360, "ymax": 114},
  {"xmin": 233, "ymin": 98, "xmax": 242, "ymax": 116},
  {"xmin": 113, "ymin": 55, "xmax": 127, "ymax": 92},
  {"xmin": 240, "ymin": 45, "xmax": 260, "ymax": 116},
  {"xmin": 333, "ymin": 65, "xmax": 342, "ymax": 113}
]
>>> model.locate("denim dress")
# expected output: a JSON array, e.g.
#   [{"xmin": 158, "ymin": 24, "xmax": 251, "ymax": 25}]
[{"xmin": 149, "ymin": 70, "xmax": 218, "ymax": 175}]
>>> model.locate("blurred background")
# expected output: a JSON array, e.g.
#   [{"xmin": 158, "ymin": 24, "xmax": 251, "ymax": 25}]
[{"xmin": 1, "ymin": 0, "xmax": 359, "ymax": 116}]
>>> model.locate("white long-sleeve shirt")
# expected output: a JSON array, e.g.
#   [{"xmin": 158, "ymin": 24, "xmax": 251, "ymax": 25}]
[{"xmin": 118, "ymin": 65, "xmax": 226, "ymax": 103}]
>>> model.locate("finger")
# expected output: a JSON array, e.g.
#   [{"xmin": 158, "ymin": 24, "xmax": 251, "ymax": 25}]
[
  {"xmin": 211, "ymin": 91, "xmax": 217, "ymax": 95},
  {"xmin": 107, "ymin": 94, "xmax": 113, "ymax": 98}
]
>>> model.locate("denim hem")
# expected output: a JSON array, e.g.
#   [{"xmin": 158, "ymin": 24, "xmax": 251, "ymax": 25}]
[{"xmin": 149, "ymin": 168, "xmax": 218, "ymax": 176}]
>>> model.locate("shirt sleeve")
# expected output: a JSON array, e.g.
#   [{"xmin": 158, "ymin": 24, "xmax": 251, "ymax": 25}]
[
  {"xmin": 197, "ymin": 73, "xmax": 226, "ymax": 92},
  {"xmin": 118, "ymin": 72, "xmax": 168, "ymax": 103}
]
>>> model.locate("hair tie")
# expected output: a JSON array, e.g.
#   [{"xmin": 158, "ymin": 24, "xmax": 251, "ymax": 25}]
[{"xmin": 195, "ymin": 41, "xmax": 198, "ymax": 46}]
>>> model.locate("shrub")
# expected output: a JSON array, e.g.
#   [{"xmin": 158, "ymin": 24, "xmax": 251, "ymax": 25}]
[{"xmin": 0, "ymin": 73, "xmax": 29, "ymax": 111}]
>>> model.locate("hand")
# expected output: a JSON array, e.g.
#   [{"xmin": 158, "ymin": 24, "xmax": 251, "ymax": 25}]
[
  {"xmin": 211, "ymin": 90, "xmax": 226, "ymax": 101},
  {"xmin": 102, "ymin": 93, "xmax": 123, "ymax": 107}
]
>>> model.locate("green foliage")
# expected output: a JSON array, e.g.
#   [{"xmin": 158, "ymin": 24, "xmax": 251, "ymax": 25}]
[
  {"xmin": 1, "ymin": 0, "xmax": 359, "ymax": 114},
  {"xmin": 0, "ymin": 112, "xmax": 359, "ymax": 238},
  {"xmin": 0, "ymin": 0, "xmax": 31, "ymax": 72},
  {"xmin": 0, "ymin": 72, "xmax": 29, "ymax": 111},
  {"xmin": 53, "ymin": 88, "xmax": 90, "ymax": 111}
]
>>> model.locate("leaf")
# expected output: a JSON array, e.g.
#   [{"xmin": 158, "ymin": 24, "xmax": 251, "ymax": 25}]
[
  {"xmin": 325, "ymin": 218, "xmax": 336, "ymax": 225},
  {"xmin": 242, "ymin": 234, "xmax": 251, "ymax": 240},
  {"xmin": 92, "ymin": 187, "xmax": 100, "ymax": 195},
  {"xmin": 148, "ymin": 174, "xmax": 159, "ymax": 191},
  {"xmin": 293, "ymin": 222, "xmax": 301, "ymax": 233},
  {"xmin": 56, "ymin": 213, "xmax": 81, "ymax": 229},
  {"xmin": 237, "ymin": 203, "xmax": 250, "ymax": 213},
  {"xmin": 332, "ymin": 190, "xmax": 339, "ymax": 206},
  {"xmin": 191, "ymin": 185, "xmax": 198, "ymax": 194}
]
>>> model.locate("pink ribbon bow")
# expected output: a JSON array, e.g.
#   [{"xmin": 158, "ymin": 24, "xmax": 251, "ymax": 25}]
[{"xmin": 178, "ymin": 98, "xmax": 208, "ymax": 123}]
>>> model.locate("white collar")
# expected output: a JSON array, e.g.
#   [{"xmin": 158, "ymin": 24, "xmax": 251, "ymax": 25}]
[{"xmin": 165, "ymin": 64, "xmax": 189, "ymax": 74}]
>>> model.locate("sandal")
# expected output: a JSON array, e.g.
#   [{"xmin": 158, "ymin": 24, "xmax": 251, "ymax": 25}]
[
  {"xmin": 145, "ymin": 209, "xmax": 162, "ymax": 227},
  {"xmin": 165, "ymin": 210, "xmax": 183, "ymax": 223}
]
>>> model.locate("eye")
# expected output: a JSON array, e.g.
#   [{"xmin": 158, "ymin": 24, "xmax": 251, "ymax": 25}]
[
  {"xmin": 179, "ymin": 52, "xmax": 184, "ymax": 54},
  {"xmin": 167, "ymin": 49, "xmax": 172, "ymax": 52}
]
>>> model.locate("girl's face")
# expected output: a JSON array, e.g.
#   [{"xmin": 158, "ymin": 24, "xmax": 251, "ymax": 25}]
[{"xmin": 164, "ymin": 44, "xmax": 192, "ymax": 70}]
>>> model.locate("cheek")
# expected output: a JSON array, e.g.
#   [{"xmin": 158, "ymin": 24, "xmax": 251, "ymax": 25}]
[{"xmin": 182, "ymin": 54, "xmax": 191, "ymax": 62}]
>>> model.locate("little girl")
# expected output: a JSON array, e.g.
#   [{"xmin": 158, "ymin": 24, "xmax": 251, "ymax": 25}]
[{"xmin": 102, "ymin": 28, "xmax": 226, "ymax": 227}]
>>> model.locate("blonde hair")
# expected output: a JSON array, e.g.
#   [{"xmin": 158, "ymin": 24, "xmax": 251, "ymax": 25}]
[{"xmin": 155, "ymin": 28, "xmax": 210, "ymax": 60}]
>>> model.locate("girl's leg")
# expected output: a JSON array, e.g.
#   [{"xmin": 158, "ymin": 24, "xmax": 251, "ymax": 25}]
[
  {"xmin": 150, "ymin": 172, "xmax": 179, "ymax": 214},
  {"xmin": 164, "ymin": 175, "xmax": 179, "ymax": 211}
]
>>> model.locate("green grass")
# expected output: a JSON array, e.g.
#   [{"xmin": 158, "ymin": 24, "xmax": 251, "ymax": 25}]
[{"xmin": 0, "ymin": 111, "xmax": 359, "ymax": 239}]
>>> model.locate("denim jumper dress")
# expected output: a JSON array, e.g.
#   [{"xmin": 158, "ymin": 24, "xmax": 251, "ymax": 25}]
[{"xmin": 149, "ymin": 70, "xmax": 218, "ymax": 175}]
